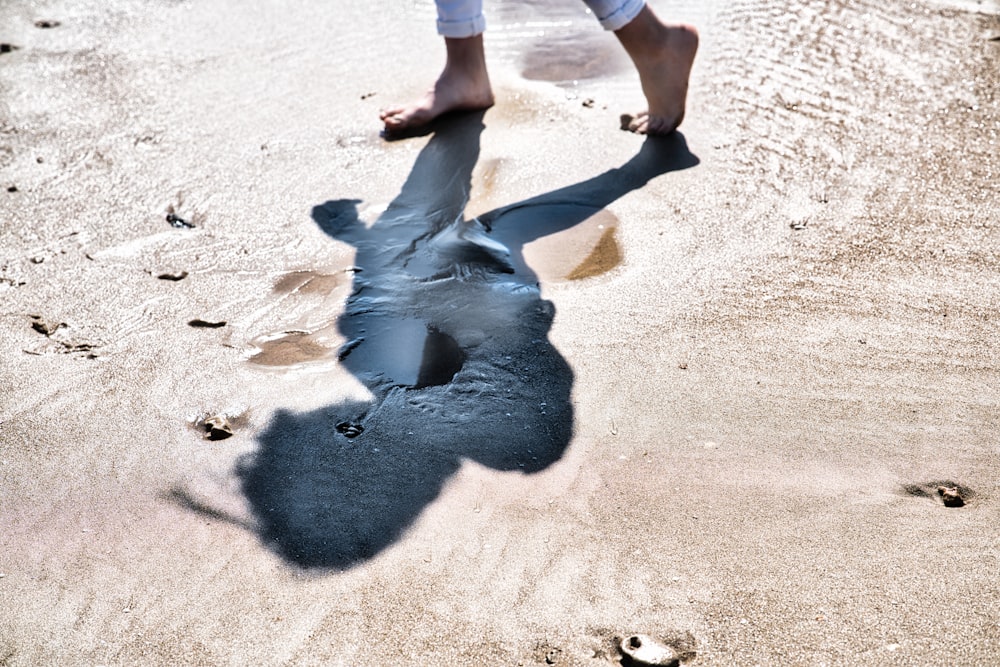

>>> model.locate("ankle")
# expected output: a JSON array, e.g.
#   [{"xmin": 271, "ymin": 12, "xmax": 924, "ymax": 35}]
[{"xmin": 444, "ymin": 35, "xmax": 487, "ymax": 67}]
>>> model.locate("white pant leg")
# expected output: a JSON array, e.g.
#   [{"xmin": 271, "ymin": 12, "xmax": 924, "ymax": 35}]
[
  {"xmin": 436, "ymin": 0, "xmax": 486, "ymax": 38},
  {"xmin": 581, "ymin": 0, "xmax": 645, "ymax": 31}
]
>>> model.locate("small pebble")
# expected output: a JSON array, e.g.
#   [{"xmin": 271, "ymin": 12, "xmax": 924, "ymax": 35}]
[
  {"xmin": 188, "ymin": 319, "xmax": 226, "ymax": 328},
  {"xmin": 203, "ymin": 415, "xmax": 234, "ymax": 440},
  {"xmin": 336, "ymin": 421, "xmax": 363, "ymax": 438},
  {"xmin": 167, "ymin": 213, "xmax": 194, "ymax": 229},
  {"xmin": 619, "ymin": 635, "xmax": 679, "ymax": 666},
  {"xmin": 30, "ymin": 316, "xmax": 64, "ymax": 336},
  {"xmin": 937, "ymin": 486, "xmax": 965, "ymax": 507}
]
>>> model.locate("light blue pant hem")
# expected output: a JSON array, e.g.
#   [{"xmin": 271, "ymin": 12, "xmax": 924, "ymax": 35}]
[
  {"xmin": 436, "ymin": 15, "xmax": 486, "ymax": 38},
  {"xmin": 434, "ymin": 1, "xmax": 644, "ymax": 36},
  {"xmin": 589, "ymin": 0, "xmax": 646, "ymax": 31}
]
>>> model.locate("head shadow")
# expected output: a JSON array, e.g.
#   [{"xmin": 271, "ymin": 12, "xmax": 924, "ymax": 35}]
[{"xmin": 236, "ymin": 113, "xmax": 698, "ymax": 569}]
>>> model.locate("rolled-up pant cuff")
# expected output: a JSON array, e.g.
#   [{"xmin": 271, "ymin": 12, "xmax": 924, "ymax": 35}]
[
  {"xmin": 435, "ymin": 0, "xmax": 643, "ymax": 36},
  {"xmin": 589, "ymin": 0, "xmax": 646, "ymax": 31},
  {"xmin": 436, "ymin": 15, "xmax": 486, "ymax": 38}
]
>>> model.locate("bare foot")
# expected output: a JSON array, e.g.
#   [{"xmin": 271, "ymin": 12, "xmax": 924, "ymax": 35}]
[
  {"xmin": 380, "ymin": 35, "xmax": 495, "ymax": 135},
  {"xmin": 615, "ymin": 8, "xmax": 699, "ymax": 135}
]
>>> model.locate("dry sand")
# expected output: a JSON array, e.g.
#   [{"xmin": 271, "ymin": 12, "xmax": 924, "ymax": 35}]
[{"xmin": 2, "ymin": 0, "xmax": 999, "ymax": 664}]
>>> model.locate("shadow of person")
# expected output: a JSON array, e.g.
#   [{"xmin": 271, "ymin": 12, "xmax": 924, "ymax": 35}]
[{"xmin": 237, "ymin": 113, "xmax": 698, "ymax": 569}]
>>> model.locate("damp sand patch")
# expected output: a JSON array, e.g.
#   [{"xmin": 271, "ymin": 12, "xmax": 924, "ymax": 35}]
[
  {"xmin": 521, "ymin": 209, "xmax": 623, "ymax": 283},
  {"xmin": 248, "ymin": 331, "xmax": 333, "ymax": 367}
]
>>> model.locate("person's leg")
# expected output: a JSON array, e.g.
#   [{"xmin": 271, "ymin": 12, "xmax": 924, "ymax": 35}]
[
  {"xmin": 380, "ymin": 0, "xmax": 494, "ymax": 134},
  {"xmin": 584, "ymin": 0, "xmax": 698, "ymax": 135}
]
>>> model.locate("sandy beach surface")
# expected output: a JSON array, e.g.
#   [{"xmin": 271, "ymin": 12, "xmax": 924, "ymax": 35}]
[{"xmin": 2, "ymin": 0, "xmax": 999, "ymax": 664}]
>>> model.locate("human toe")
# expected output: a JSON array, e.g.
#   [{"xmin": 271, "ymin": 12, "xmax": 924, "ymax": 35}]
[
  {"xmin": 621, "ymin": 112, "xmax": 650, "ymax": 134},
  {"xmin": 378, "ymin": 106, "xmax": 404, "ymax": 121},
  {"xmin": 645, "ymin": 113, "xmax": 681, "ymax": 135}
]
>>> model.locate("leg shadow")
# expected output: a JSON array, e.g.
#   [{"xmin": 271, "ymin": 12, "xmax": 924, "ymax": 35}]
[{"xmin": 237, "ymin": 114, "xmax": 698, "ymax": 569}]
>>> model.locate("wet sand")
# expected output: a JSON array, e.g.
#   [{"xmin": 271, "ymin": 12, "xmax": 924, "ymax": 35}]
[{"xmin": 1, "ymin": 0, "xmax": 999, "ymax": 664}]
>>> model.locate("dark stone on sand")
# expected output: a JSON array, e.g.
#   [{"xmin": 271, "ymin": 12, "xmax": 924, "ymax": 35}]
[
  {"xmin": 187, "ymin": 319, "xmax": 226, "ymax": 328},
  {"xmin": 901, "ymin": 480, "xmax": 974, "ymax": 506},
  {"xmin": 167, "ymin": 212, "xmax": 194, "ymax": 229},
  {"xmin": 937, "ymin": 486, "xmax": 965, "ymax": 508},
  {"xmin": 34, "ymin": 20, "xmax": 61, "ymax": 29},
  {"xmin": 157, "ymin": 271, "xmax": 188, "ymax": 281},
  {"xmin": 6, "ymin": 185, "xmax": 17, "ymax": 192},
  {"xmin": 30, "ymin": 315, "xmax": 64, "ymax": 336},
  {"xmin": 203, "ymin": 415, "xmax": 234, "ymax": 440},
  {"xmin": 0, "ymin": 44, "xmax": 19, "ymax": 54}
]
